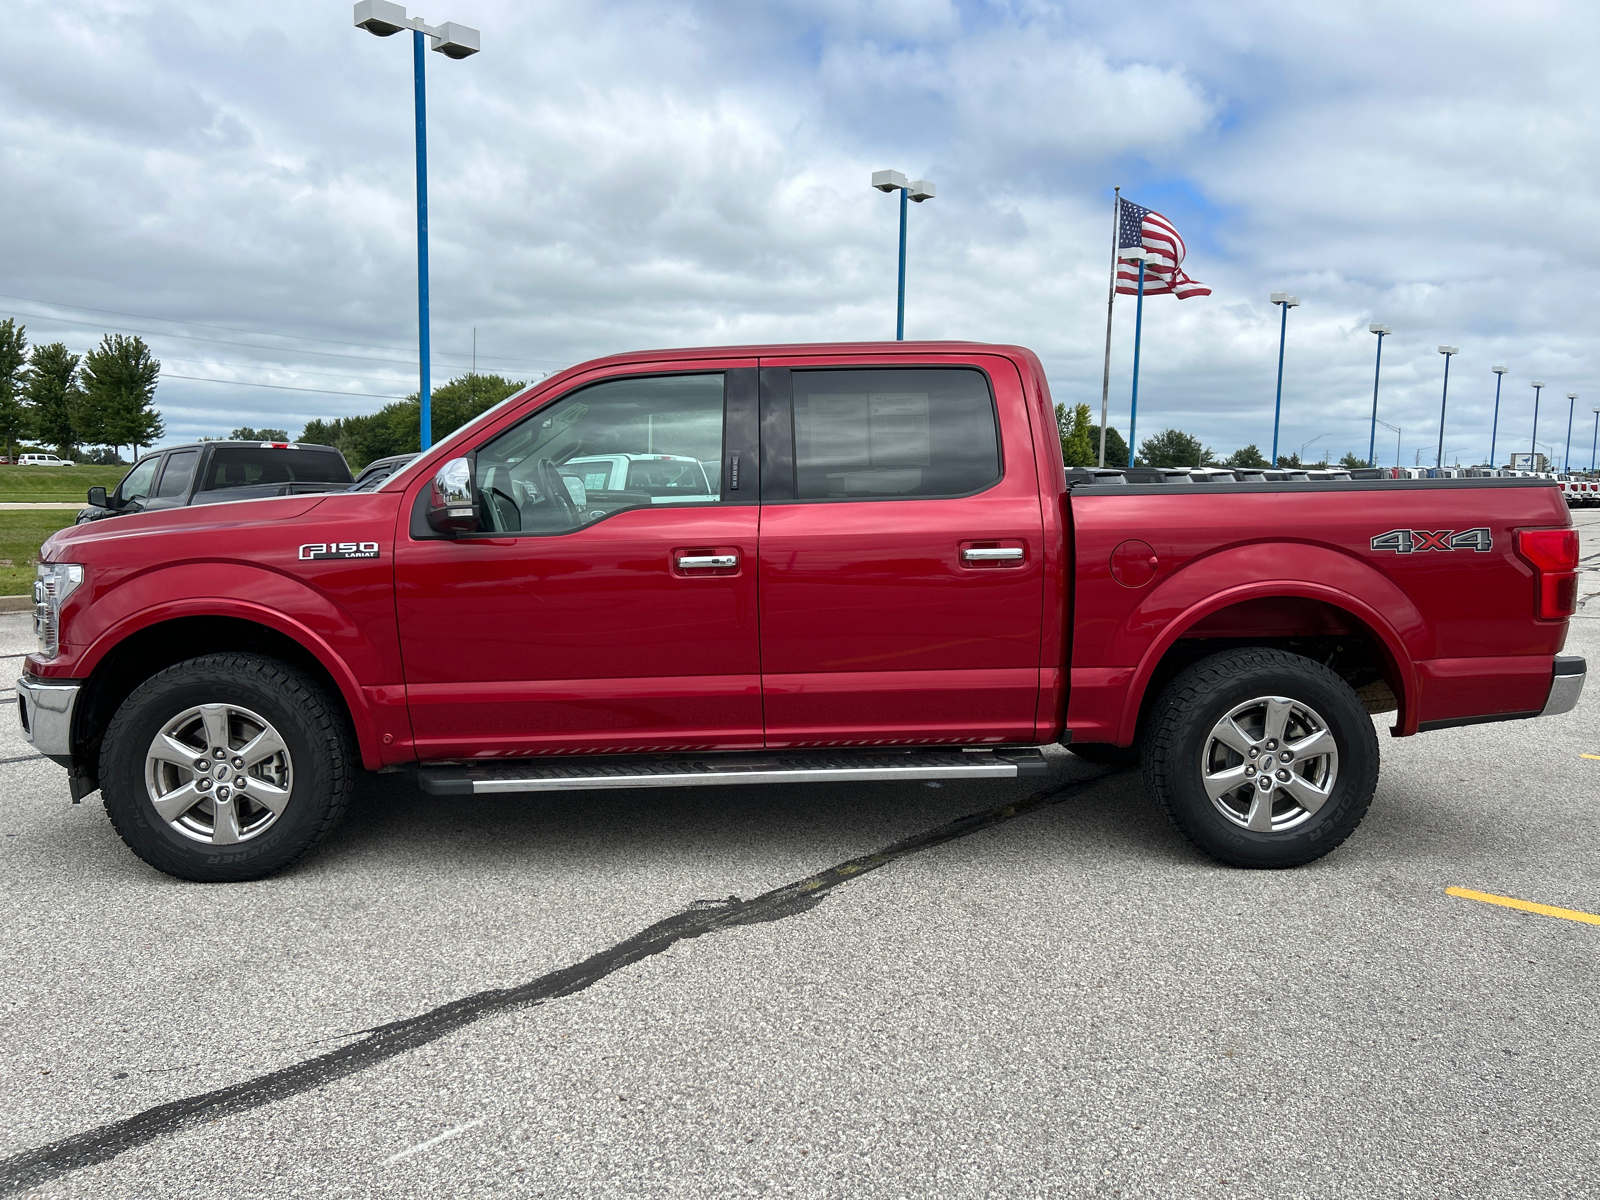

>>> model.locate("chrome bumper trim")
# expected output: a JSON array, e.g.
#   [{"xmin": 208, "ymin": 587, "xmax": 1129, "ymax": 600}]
[
  {"xmin": 16, "ymin": 676, "xmax": 79, "ymax": 756},
  {"xmin": 1540, "ymin": 655, "xmax": 1586, "ymax": 718}
]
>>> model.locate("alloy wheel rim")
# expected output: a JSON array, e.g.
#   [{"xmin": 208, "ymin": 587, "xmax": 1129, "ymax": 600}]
[
  {"xmin": 1200, "ymin": 695, "xmax": 1338, "ymax": 833},
  {"xmin": 143, "ymin": 703, "xmax": 293, "ymax": 845}
]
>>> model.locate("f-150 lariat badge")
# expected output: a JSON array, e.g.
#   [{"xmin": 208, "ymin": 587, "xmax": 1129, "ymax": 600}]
[
  {"xmin": 299, "ymin": 542, "xmax": 381, "ymax": 561},
  {"xmin": 1370, "ymin": 528, "xmax": 1492, "ymax": 554}
]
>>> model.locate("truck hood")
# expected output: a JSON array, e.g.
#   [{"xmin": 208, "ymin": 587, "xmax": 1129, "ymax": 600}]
[{"xmin": 44, "ymin": 494, "xmax": 329, "ymax": 561}]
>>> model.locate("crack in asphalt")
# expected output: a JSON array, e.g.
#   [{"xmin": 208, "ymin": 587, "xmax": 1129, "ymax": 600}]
[{"xmin": 0, "ymin": 769, "xmax": 1118, "ymax": 1194}]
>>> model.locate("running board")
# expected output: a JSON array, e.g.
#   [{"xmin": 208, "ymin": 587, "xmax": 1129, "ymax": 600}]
[{"xmin": 417, "ymin": 748, "xmax": 1049, "ymax": 796}]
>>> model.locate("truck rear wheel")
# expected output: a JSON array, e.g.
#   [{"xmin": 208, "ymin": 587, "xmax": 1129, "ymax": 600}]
[
  {"xmin": 100, "ymin": 653, "xmax": 355, "ymax": 882},
  {"xmin": 1141, "ymin": 648, "xmax": 1378, "ymax": 869}
]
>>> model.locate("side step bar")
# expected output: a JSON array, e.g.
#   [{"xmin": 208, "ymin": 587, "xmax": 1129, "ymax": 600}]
[{"xmin": 417, "ymin": 748, "xmax": 1049, "ymax": 796}]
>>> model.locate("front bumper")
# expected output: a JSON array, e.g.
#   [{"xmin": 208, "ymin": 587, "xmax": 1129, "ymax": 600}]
[
  {"xmin": 16, "ymin": 675, "xmax": 80, "ymax": 757},
  {"xmin": 1540, "ymin": 655, "xmax": 1586, "ymax": 717}
]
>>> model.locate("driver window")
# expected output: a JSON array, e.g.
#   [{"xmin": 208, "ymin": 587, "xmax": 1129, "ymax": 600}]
[
  {"xmin": 473, "ymin": 373, "xmax": 725, "ymax": 535},
  {"xmin": 116, "ymin": 456, "xmax": 161, "ymax": 506}
]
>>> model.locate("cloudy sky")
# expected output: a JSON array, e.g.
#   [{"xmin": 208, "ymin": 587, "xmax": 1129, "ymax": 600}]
[{"xmin": 3, "ymin": 0, "xmax": 1598, "ymax": 468}]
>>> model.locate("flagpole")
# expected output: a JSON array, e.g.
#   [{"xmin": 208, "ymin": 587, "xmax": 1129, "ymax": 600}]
[
  {"xmin": 1097, "ymin": 187, "xmax": 1120, "ymax": 467},
  {"xmin": 1129, "ymin": 258, "xmax": 1147, "ymax": 467}
]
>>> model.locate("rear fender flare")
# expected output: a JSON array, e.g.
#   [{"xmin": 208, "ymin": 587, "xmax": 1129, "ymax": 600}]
[{"xmin": 1116, "ymin": 563, "xmax": 1424, "ymax": 743}]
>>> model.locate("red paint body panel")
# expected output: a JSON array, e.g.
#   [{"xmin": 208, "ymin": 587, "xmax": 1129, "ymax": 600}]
[
  {"xmin": 25, "ymin": 340, "xmax": 1574, "ymax": 776},
  {"xmin": 1066, "ymin": 486, "xmax": 1571, "ymax": 744},
  {"xmin": 755, "ymin": 350, "xmax": 1047, "ymax": 746}
]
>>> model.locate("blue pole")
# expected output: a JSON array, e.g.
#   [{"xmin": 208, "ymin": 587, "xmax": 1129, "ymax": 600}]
[
  {"xmin": 1563, "ymin": 395, "xmax": 1575, "ymax": 473},
  {"xmin": 1435, "ymin": 354, "xmax": 1452, "ymax": 469},
  {"xmin": 895, "ymin": 186, "xmax": 907, "ymax": 341},
  {"xmin": 413, "ymin": 29, "xmax": 432, "ymax": 450},
  {"xmin": 1367, "ymin": 332, "xmax": 1384, "ymax": 467},
  {"xmin": 1531, "ymin": 386, "xmax": 1542, "ymax": 468},
  {"xmin": 1488, "ymin": 373, "xmax": 1503, "ymax": 468},
  {"xmin": 1128, "ymin": 261, "xmax": 1146, "ymax": 466},
  {"xmin": 1590, "ymin": 409, "xmax": 1598, "ymax": 472},
  {"xmin": 1271, "ymin": 302, "xmax": 1289, "ymax": 466}
]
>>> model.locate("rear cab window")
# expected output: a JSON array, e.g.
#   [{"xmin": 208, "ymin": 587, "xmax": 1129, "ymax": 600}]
[{"xmin": 199, "ymin": 446, "xmax": 352, "ymax": 491}]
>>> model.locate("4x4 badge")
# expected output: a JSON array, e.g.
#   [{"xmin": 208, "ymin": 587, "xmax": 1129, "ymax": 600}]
[
  {"xmin": 1370, "ymin": 528, "xmax": 1492, "ymax": 554},
  {"xmin": 299, "ymin": 542, "xmax": 380, "ymax": 561}
]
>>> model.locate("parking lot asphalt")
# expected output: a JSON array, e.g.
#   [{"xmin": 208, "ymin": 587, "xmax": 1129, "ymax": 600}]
[{"xmin": 2, "ymin": 510, "xmax": 1597, "ymax": 1199}]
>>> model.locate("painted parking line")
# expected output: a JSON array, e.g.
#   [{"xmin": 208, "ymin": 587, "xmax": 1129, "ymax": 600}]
[
  {"xmin": 1581, "ymin": 754, "xmax": 1600, "ymax": 761},
  {"xmin": 382, "ymin": 1118, "xmax": 487, "ymax": 1166},
  {"xmin": 1446, "ymin": 887, "xmax": 1600, "ymax": 927}
]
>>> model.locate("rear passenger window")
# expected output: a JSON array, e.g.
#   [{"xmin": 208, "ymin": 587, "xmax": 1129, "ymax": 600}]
[
  {"xmin": 791, "ymin": 369, "xmax": 1000, "ymax": 500},
  {"xmin": 155, "ymin": 450, "xmax": 199, "ymax": 498}
]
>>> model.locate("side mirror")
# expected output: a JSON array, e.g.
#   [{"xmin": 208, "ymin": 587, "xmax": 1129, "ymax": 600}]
[
  {"xmin": 87, "ymin": 486, "xmax": 109, "ymax": 509},
  {"xmin": 426, "ymin": 458, "xmax": 479, "ymax": 534}
]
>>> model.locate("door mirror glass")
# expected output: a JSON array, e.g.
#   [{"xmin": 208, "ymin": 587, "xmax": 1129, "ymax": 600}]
[
  {"xmin": 426, "ymin": 458, "xmax": 479, "ymax": 534},
  {"xmin": 86, "ymin": 486, "xmax": 108, "ymax": 508}
]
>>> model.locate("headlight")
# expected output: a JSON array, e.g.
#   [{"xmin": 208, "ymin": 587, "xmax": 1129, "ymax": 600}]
[{"xmin": 33, "ymin": 563, "xmax": 84, "ymax": 658}]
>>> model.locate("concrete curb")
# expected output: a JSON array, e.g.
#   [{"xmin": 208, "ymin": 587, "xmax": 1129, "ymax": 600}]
[{"xmin": 0, "ymin": 595, "xmax": 33, "ymax": 612}]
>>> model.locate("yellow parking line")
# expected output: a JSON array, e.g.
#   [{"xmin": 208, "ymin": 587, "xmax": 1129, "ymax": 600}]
[
  {"xmin": 1447, "ymin": 887, "xmax": 1600, "ymax": 927},
  {"xmin": 1582, "ymin": 753, "xmax": 1600, "ymax": 761}
]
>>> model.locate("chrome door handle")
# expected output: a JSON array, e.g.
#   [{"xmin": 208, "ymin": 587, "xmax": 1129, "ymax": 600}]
[
  {"xmin": 962, "ymin": 547, "xmax": 1024, "ymax": 562},
  {"xmin": 677, "ymin": 554, "xmax": 739, "ymax": 569}
]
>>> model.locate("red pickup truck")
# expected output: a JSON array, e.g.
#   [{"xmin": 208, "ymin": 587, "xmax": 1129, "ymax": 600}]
[{"xmin": 17, "ymin": 342, "xmax": 1585, "ymax": 882}]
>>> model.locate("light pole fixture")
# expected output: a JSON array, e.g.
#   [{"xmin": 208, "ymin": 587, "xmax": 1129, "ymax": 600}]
[
  {"xmin": 1530, "ymin": 380, "xmax": 1545, "ymax": 467},
  {"xmin": 354, "ymin": 1, "xmax": 480, "ymax": 451},
  {"xmin": 1300, "ymin": 432, "xmax": 1332, "ymax": 464},
  {"xmin": 1269, "ymin": 293, "xmax": 1300, "ymax": 466},
  {"xmin": 1375, "ymin": 418, "xmax": 1401, "ymax": 470},
  {"xmin": 871, "ymin": 170, "xmax": 935, "ymax": 341},
  {"xmin": 1434, "ymin": 346, "xmax": 1458, "ymax": 469},
  {"xmin": 1563, "ymin": 393, "xmax": 1578, "ymax": 473},
  {"xmin": 1122, "ymin": 247, "xmax": 1154, "ymax": 464},
  {"xmin": 1488, "ymin": 366, "xmax": 1508, "ymax": 468},
  {"xmin": 1367, "ymin": 323, "xmax": 1390, "ymax": 468}
]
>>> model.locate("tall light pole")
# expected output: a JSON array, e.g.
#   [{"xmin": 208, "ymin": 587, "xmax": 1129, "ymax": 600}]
[
  {"xmin": 1434, "ymin": 346, "xmax": 1458, "ymax": 469},
  {"xmin": 1591, "ymin": 408, "xmax": 1599, "ymax": 472},
  {"xmin": 1367, "ymin": 323, "xmax": 1389, "ymax": 467},
  {"xmin": 1375, "ymin": 418, "xmax": 1401, "ymax": 471},
  {"xmin": 871, "ymin": 170, "xmax": 935, "ymax": 341},
  {"xmin": 1123, "ymin": 248, "xmax": 1153, "ymax": 465},
  {"xmin": 1530, "ymin": 380, "xmax": 1545, "ymax": 469},
  {"xmin": 1563, "ymin": 393, "xmax": 1578, "ymax": 473},
  {"xmin": 1488, "ymin": 366, "xmax": 1508, "ymax": 468},
  {"xmin": 1300, "ymin": 432, "xmax": 1331, "ymax": 465},
  {"xmin": 1269, "ymin": 293, "xmax": 1300, "ymax": 466},
  {"xmin": 354, "ymin": 1, "xmax": 480, "ymax": 451}
]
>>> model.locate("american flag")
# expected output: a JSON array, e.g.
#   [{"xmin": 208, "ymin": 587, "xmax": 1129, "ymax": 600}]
[{"xmin": 1115, "ymin": 199, "xmax": 1211, "ymax": 300}]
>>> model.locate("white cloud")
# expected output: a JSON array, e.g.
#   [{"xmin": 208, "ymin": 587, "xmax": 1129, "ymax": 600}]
[{"xmin": 0, "ymin": 0, "xmax": 1596, "ymax": 468}]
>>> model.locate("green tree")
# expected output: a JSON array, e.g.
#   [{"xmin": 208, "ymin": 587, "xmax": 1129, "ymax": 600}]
[
  {"xmin": 230, "ymin": 426, "xmax": 290, "ymax": 441},
  {"xmin": 1339, "ymin": 451, "xmax": 1369, "ymax": 469},
  {"xmin": 1055, "ymin": 402, "xmax": 1096, "ymax": 467},
  {"xmin": 1082, "ymin": 422, "xmax": 1129, "ymax": 468},
  {"xmin": 0, "ymin": 319, "xmax": 32, "ymax": 461},
  {"xmin": 80, "ymin": 334, "xmax": 163, "ymax": 460},
  {"xmin": 1225, "ymin": 443, "xmax": 1268, "ymax": 468},
  {"xmin": 1139, "ymin": 428, "xmax": 1214, "ymax": 468},
  {"xmin": 24, "ymin": 343, "xmax": 83, "ymax": 459},
  {"xmin": 300, "ymin": 373, "xmax": 525, "ymax": 469},
  {"xmin": 1277, "ymin": 452, "xmax": 1302, "ymax": 469}
]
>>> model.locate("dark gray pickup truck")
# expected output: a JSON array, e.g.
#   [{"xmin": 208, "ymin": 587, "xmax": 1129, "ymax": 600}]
[{"xmin": 76, "ymin": 440, "xmax": 354, "ymax": 525}]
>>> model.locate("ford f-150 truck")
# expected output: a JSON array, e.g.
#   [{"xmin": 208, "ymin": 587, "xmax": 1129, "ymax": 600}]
[{"xmin": 16, "ymin": 342, "xmax": 1586, "ymax": 882}]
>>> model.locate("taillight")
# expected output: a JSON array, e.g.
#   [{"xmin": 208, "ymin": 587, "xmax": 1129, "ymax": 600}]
[{"xmin": 1515, "ymin": 528, "xmax": 1580, "ymax": 619}]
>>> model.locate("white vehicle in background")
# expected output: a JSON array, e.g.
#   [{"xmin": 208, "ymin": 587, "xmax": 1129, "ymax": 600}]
[
  {"xmin": 17, "ymin": 453, "xmax": 73, "ymax": 467},
  {"xmin": 562, "ymin": 453, "xmax": 718, "ymax": 503}
]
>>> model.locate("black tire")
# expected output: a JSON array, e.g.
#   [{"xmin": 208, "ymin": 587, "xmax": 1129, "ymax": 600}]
[
  {"xmin": 100, "ymin": 653, "xmax": 355, "ymax": 882},
  {"xmin": 1141, "ymin": 648, "xmax": 1378, "ymax": 869},
  {"xmin": 1066, "ymin": 741, "xmax": 1140, "ymax": 767}
]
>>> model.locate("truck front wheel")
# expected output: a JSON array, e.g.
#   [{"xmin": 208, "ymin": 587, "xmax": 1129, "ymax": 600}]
[
  {"xmin": 1142, "ymin": 648, "xmax": 1378, "ymax": 869},
  {"xmin": 99, "ymin": 653, "xmax": 356, "ymax": 882}
]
